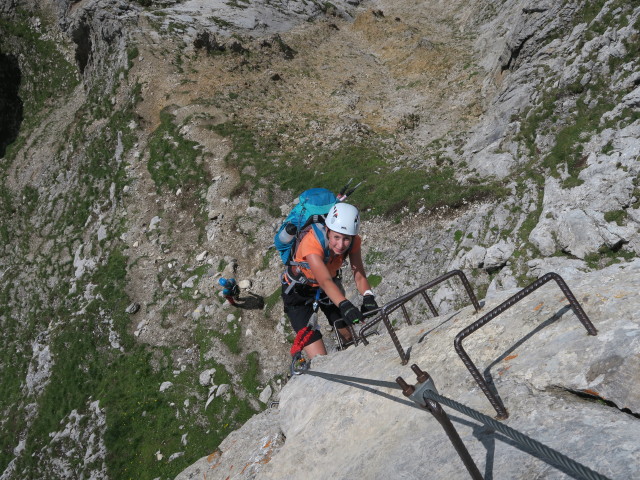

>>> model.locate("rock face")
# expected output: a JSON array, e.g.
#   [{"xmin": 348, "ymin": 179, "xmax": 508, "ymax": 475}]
[
  {"xmin": 1, "ymin": 0, "xmax": 640, "ymax": 478},
  {"xmin": 176, "ymin": 409, "xmax": 285, "ymax": 480},
  {"xmin": 529, "ymin": 124, "xmax": 640, "ymax": 258},
  {"xmin": 178, "ymin": 261, "xmax": 640, "ymax": 479},
  {"xmin": 159, "ymin": 0, "xmax": 361, "ymax": 36}
]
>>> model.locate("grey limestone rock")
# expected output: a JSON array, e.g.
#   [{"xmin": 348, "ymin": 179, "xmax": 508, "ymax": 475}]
[
  {"xmin": 483, "ymin": 240, "xmax": 514, "ymax": 269},
  {"xmin": 179, "ymin": 261, "xmax": 640, "ymax": 480},
  {"xmin": 198, "ymin": 368, "xmax": 216, "ymax": 386},
  {"xmin": 175, "ymin": 409, "xmax": 284, "ymax": 480},
  {"xmin": 529, "ymin": 123, "xmax": 640, "ymax": 258},
  {"xmin": 258, "ymin": 385, "xmax": 273, "ymax": 404},
  {"xmin": 459, "ymin": 245, "xmax": 486, "ymax": 269}
]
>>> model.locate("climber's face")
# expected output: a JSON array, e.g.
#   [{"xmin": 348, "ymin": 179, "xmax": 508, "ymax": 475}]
[{"xmin": 327, "ymin": 230, "xmax": 352, "ymax": 255}]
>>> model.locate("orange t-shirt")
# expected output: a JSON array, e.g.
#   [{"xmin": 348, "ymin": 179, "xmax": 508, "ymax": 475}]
[{"xmin": 290, "ymin": 228, "xmax": 362, "ymax": 286}]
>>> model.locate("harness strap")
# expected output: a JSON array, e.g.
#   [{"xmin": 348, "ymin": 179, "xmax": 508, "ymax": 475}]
[
  {"xmin": 281, "ymin": 271, "xmax": 312, "ymax": 295},
  {"xmin": 288, "ymin": 223, "xmax": 331, "ymax": 270},
  {"xmin": 289, "ymin": 289, "xmax": 322, "ymax": 356},
  {"xmin": 284, "ymin": 225, "xmax": 354, "ymax": 293},
  {"xmin": 290, "ymin": 327, "xmax": 316, "ymax": 356}
]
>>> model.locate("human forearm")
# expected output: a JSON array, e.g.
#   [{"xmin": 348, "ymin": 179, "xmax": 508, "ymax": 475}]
[
  {"xmin": 350, "ymin": 250, "xmax": 372, "ymax": 295},
  {"xmin": 317, "ymin": 276, "xmax": 347, "ymax": 305},
  {"xmin": 307, "ymin": 253, "xmax": 347, "ymax": 305}
]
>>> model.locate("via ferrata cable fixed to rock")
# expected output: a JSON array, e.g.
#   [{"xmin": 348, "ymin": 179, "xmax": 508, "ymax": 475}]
[{"xmin": 290, "ymin": 289, "xmax": 322, "ymax": 376}]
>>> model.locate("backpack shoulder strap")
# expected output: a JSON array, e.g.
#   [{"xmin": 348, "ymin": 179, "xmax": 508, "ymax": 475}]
[
  {"xmin": 288, "ymin": 224, "xmax": 329, "ymax": 268},
  {"xmin": 310, "ymin": 223, "xmax": 330, "ymax": 263}
]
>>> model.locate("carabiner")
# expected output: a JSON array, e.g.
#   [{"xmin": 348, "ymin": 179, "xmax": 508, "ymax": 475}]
[{"xmin": 290, "ymin": 351, "xmax": 310, "ymax": 376}]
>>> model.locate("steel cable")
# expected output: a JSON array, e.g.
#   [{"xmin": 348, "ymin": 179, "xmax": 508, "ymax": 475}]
[
  {"xmin": 422, "ymin": 390, "xmax": 612, "ymax": 480},
  {"xmin": 300, "ymin": 369, "xmax": 612, "ymax": 480},
  {"xmin": 304, "ymin": 369, "xmax": 402, "ymax": 390}
]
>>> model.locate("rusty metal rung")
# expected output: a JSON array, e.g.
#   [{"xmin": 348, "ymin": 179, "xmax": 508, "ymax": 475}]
[
  {"xmin": 358, "ymin": 270, "xmax": 481, "ymax": 365},
  {"xmin": 397, "ymin": 366, "xmax": 484, "ymax": 480},
  {"xmin": 454, "ymin": 272, "xmax": 597, "ymax": 419}
]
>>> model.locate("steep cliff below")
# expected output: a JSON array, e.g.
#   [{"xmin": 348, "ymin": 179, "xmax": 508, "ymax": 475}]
[
  {"xmin": 0, "ymin": 0, "xmax": 638, "ymax": 478},
  {"xmin": 178, "ymin": 261, "xmax": 640, "ymax": 479}
]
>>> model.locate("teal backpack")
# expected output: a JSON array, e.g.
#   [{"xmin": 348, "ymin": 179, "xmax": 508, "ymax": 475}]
[{"xmin": 274, "ymin": 187, "xmax": 336, "ymax": 266}]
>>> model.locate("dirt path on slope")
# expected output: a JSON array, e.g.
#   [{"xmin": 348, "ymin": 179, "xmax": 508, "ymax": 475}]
[{"xmin": 122, "ymin": 0, "xmax": 489, "ymax": 382}]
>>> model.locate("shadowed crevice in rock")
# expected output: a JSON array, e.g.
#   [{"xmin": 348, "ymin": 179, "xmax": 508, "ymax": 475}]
[
  {"xmin": 562, "ymin": 388, "xmax": 640, "ymax": 420},
  {"xmin": 71, "ymin": 17, "xmax": 92, "ymax": 74},
  {"xmin": 0, "ymin": 52, "xmax": 23, "ymax": 157},
  {"xmin": 500, "ymin": 32, "xmax": 535, "ymax": 72},
  {"xmin": 193, "ymin": 29, "xmax": 226, "ymax": 54}
]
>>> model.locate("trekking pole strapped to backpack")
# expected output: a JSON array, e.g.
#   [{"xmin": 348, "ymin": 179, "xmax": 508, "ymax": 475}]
[{"xmin": 337, "ymin": 178, "xmax": 363, "ymax": 201}]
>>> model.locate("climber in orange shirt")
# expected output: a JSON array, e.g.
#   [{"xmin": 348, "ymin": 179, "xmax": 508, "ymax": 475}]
[{"xmin": 281, "ymin": 203, "xmax": 379, "ymax": 359}]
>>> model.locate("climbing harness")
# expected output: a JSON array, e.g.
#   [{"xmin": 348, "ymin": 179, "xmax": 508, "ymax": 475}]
[{"xmin": 289, "ymin": 289, "xmax": 322, "ymax": 376}]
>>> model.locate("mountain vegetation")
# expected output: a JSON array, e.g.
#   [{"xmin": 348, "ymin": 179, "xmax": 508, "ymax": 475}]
[{"xmin": 0, "ymin": 0, "xmax": 638, "ymax": 478}]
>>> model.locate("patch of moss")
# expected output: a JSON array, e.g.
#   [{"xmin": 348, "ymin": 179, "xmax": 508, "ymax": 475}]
[
  {"xmin": 147, "ymin": 109, "xmax": 210, "ymax": 193},
  {"xmin": 0, "ymin": 12, "xmax": 79, "ymax": 134},
  {"xmin": 516, "ymin": 1, "xmax": 637, "ymax": 189},
  {"xmin": 259, "ymin": 249, "xmax": 276, "ymax": 271},
  {"xmin": 211, "ymin": 318, "xmax": 243, "ymax": 354},
  {"xmin": 264, "ymin": 287, "xmax": 282, "ymax": 317},
  {"xmin": 603, "ymin": 209, "xmax": 627, "ymax": 226},
  {"xmin": 365, "ymin": 249, "xmax": 385, "ymax": 264},
  {"xmin": 584, "ymin": 244, "xmax": 636, "ymax": 269},
  {"xmin": 540, "ymin": 92, "xmax": 615, "ymax": 186},
  {"xmin": 210, "ymin": 122, "xmax": 508, "ymax": 221},
  {"xmin": 241, "ymin": 351, "xmax": 261, "ymax": 396}
]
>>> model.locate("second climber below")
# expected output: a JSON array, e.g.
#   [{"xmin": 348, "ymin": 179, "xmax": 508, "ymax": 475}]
[{"xmin": 281, "ymin": 202, "xmax": 379, "ymax": 359}]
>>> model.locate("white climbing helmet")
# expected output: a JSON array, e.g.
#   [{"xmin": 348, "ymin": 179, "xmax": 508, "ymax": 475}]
[{"xmin": 326, "ymin": 202, "xmax": 360, "ymax": 236}]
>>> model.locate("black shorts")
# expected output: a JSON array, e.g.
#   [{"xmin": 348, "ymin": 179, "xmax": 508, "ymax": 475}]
[{"xmin": 281, "ymin": 284, "xmax": 343, "ymax": 344}]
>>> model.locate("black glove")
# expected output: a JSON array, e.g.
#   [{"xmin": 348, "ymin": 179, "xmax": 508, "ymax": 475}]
[
  {"xmin": 338, "ymin": 300, "xmax": 363, "ymax": 325},
  {"xmin": 361, "ymin": 294, "xmax": 378, "ymax": 314}
]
